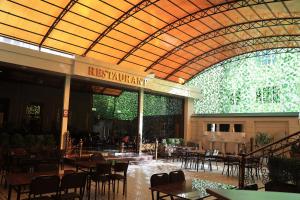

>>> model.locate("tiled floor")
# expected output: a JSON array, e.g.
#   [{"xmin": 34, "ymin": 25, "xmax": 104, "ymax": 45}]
[{"xmin": 0, "ymin": 159, "xmax": 239, "ymax": 200}]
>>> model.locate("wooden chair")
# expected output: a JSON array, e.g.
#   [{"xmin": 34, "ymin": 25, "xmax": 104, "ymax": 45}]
[
  {"xmin": 28, "ymin": 175, "xmax": 60, "ymax": 200},
  {"xmin": 58, "ymin": 172, "xmax": 87, "ymax": 200},
  {"xmin": 110, "ymin": 161, "xmax": 129, "ymax": 195},
  {"xmin": 150, "ymin": 173, "xmax": 169, "ymax": 200},
  {"xmin": 90, "ymin": 162, "xmax": 112, "ymax": 200},
  {"xmin": 169, "ymin": 170, "xmax": 185, "ymax": 183}
]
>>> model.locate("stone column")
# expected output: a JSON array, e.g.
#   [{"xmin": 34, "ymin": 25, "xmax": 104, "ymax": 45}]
[
  {"xmin": 137, "ymin": 88, "xmax": 144, "ymax": 154},
  {"xmin": 60, "ymin": 74, "xmax": 71, "ymax": 150}
]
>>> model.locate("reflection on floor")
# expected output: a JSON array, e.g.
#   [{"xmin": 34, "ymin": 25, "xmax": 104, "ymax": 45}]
[{"xmin": 0, "ymin": 159, "xmax": 239, "ymax": 200}]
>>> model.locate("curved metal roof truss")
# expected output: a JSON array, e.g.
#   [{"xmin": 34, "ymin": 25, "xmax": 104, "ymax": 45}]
[{"xmin": 0, "ymin": 0, "xmax": 299, "ymax": 83}]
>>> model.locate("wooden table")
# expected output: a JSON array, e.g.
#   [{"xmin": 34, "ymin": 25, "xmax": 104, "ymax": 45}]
[
  {"xmin": 5, "ymin": 171, "xmax": 60, "ymax": 200},
  {"xmin": 206, "ymin": 188, "xmax": 300, "ymax": 200},
  {"xmin": 150, "ymin": 180, "xmax": 206, "ymax": 200}
]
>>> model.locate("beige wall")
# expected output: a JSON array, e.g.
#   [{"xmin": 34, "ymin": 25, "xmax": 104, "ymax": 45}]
[{"xmin": 189, "ymin": 115, "xmax": 300, "ymax": 154}]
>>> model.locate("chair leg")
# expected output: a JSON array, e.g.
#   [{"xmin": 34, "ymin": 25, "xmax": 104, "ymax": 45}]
[
  {"xmin": 123, "ymin": 179, "xmax": 126, "ymax": 195},
  {"xmin": 117, "ymin": 180, "xmax": 119, "ymax": 193},
  {"xmin": 151, "ymin": 190, "xmax": 155, "ymax": 200}
]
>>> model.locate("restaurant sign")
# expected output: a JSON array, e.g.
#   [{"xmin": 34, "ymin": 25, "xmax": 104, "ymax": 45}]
[{"xmin": 88, "ymin": 66, "xmax": 144, "ymax": 87}]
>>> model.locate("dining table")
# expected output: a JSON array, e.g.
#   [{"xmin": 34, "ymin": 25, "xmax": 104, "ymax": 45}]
[
  {"xmin": 149, "ymin": 179, "xmax": 235, "ymax": 200},
  {"xmin": 206, "ymin": 188, "xmax": 300, "ymax": 200},
  {"xmin": 5, "ymin": 170, "xmax": 72, "ymax": 200}
]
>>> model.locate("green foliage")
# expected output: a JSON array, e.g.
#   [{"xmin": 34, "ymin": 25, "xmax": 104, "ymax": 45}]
[
  {"xmin": 268, "ymin": 156, "xmax": 300, "ymax": 185},
  {"xmin": 0, "ymin": 132, "xmax": 10, "ymax": 147},
  {"xmin": 10, "ymin": 133, "xmax": 24, "ymax": 147},
  {"xmin": 186, "ymin": 49, "xmax": 300, "ymax": 113},
  {"xmin": 291, "ymin": 142, "xmax": 300, "ymax": 154},
  {"xmin": 24, "ymin": 134, "xmax": 35, "ymax": 147},
  {"xmin": 93, "ymin": 92, "xmax": 183, "ymax": 120},
  {"xmin": 255, "ymin": 132, "xmax": 273, "ymax": 147},
  {"xmin": 43, "ymin": 134, "xmax": 56, "ymax": 147}
]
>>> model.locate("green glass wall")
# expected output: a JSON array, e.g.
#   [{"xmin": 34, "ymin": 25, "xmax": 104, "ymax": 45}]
[{"xmin": 186, "ymin": 49, "xmax": 300, "ymax": 114}]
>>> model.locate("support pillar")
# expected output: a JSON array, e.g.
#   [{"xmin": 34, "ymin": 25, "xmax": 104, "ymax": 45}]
[
  {"xmin": 184, "ymin": 97, "xmax": 193, "ymax": 144},
  {"xmin": 60, "ymin": 74, "xmax": 71, "ymax": 150},
  {"xmin": 137, "ymin": 89, "xmax": 144, "ymax": 154}
]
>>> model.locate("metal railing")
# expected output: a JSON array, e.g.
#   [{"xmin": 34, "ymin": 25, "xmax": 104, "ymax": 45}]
[{"xmin": 238, "ymin": 130, "xmax": 300, "ymax": 188}]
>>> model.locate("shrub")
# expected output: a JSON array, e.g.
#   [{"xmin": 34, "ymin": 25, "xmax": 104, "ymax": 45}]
[{"xmin": 255, "ymin": 132, "xmax": 273, "ymax": 147}]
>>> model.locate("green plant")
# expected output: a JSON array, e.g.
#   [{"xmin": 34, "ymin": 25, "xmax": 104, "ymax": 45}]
[
  {"xmin": 10, "ymin": 133, "xmax": 24, "ymax": 147},
  {"xmin": 24, "ymin": 134, "xmax": 36, "ymax": 147},
  {"xmin": 166, "ymin": 138, "xmax": 175, "ymax": 145},
  {"xmin": 268, "ymin": 156, "xmax": 300, "ymax": 186},
  {"xmin": 291, "ymin": 142, "xmax": 300, "ymax": 154},
  {"xmin": 0, "ymin": 132, "xmax": 10, "ymax": 147},
  {"xmin": 255, "ymin": 132, "xmax": 273, "ymax": 147},
  {"xmin": 43, "ymin": 134, "xmax": 56, "ymax": 147}
]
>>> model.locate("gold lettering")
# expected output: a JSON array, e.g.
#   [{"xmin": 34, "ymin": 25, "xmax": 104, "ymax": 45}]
[
  {"xmin": 125, "ymin": 75, "xmax": 130, "ymax": 83},
  {"xmin": 88, "ymin": 67, "xmax": 94, "ymax": 76},
  {"xmin": 88, "ymin": 66, "xmax": 144, "ymax": 86},
  {"xmin": 131, "ymin": 77, "xmax": 136, "ymax": 84},
  {"xmin": 111, "ymin": 72, "xmax": 117, "ymax": 80},
  {"xmin": 137, "ymin": 78, "xmax": 143, "ymax": 85}
]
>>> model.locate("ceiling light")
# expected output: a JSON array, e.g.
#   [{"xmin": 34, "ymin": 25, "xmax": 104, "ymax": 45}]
[
  {"xmin": 178, "ymin": 78, "xmax": 185, "ymax": 84},
  {"xmin": 146, "ymin": 72, "xmax": 155, "ymax": 78}
]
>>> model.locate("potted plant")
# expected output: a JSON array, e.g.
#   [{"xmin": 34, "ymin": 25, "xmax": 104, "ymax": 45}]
[
  {"xmin": 290, "ymin": 142, "xmax": 300, "ymax": 159},
  {"xmin": 255, "ymin": 132, "xmax": 273, "ymax": 147}
]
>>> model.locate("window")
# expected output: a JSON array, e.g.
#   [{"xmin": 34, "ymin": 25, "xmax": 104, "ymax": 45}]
[
  {"xmin": 259, "ymin": 54, "xmax": 276, "ymax": 66},
  {"xmin": 234, "ymin": 124, "xmax": 243, "ymax": 132},
  {"xmin": 229, "ymin": 89, "xmax": 241, "ymax": 105},
  {"xmin": 256, "ymin": 86, "xmax": 280, "ymax": 104},
  {"xmin": 219, "ymin": 124, "xmax": 230, "ymax": 132},
  {"xmin": 24, "ymin": 103, "xmax": 42, "ymax": 132},
  {"xmin": 207, "ymin": 123, "xmax": 217, "ymax": 132},
  {"xmin": 25, "ymin": 104, "xmax": 41, "ymax": 120}
]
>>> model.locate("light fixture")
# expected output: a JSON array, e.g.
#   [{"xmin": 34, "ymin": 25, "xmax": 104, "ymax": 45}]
[
  {"xmin": 146, "ymin": 72, "xmax": 155, "ymax": 78},
  {"xmin": 178, "ymin": 77, "xmax": 185, "ymax": 84}
]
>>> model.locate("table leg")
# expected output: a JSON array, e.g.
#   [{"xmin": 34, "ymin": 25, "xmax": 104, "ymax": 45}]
[
  {"xmin": 227, "ymin": 163, "xmax": 229, "ymax": 176},
  {"xmin": 7, "ymin": 185, "xmax": 12, "ymax": 200},
  {"xmin": 16, "ymin": 186, "xmax": 21, "ymax": 200},
  {"xmin": 87, "ymin": 177, "xmax": 91, "ymax": 200}
]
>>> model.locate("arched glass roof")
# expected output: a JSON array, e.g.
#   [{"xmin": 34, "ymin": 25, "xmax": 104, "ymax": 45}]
[{"xmin": 0, "ymin": 0, "xmax": 300, "ymax": 83}]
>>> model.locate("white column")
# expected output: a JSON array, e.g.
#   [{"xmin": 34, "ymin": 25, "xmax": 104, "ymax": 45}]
[
  {"xmin": 60, "ymin": 74, "xmax": 71, "ymax": 150},
  {"xmin": 137, "ymin": 88, "xmax": 144, "ymax": 154},
  {"xmin": 184, "ymin": 97, "xmax": 193, "ymax": 143}
]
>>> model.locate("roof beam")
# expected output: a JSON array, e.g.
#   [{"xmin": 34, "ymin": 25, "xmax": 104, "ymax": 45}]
[
  {"xmin": 82, "ymin": 0, "xmax": 158, "ymax": 56},
  {"xmin": 117, "ymin": 0, "xmax": 289, "ymax": 64},
  {"xmin": 146, "ymin": 17, "xmax": 300, "ymax": 72},
  {"xmin": 165, "ymin": 35, "xmax": 300, "ymax": 80},
  {"xmin": 39, "ymin": 0, "xmax": 78, "ymax": 48},
  {"xmin": 187, "ymin": 47, "xmax": 300, "ymax": 82}
]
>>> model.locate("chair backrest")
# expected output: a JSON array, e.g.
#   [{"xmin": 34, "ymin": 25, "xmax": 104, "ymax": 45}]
[
  {"xmin": 113, "ymin": 162, "xmax": 129, "ymax": 176},
  {"xmin": 60, "ymin": 172, "xmax": 87, "ymax": 190},
  {"xmin": 35, "ymin": 163, "xmax": 59, "ymax": 172},
  {"xmin": 169, "ymin": 170, "xmax": 185, "ymax": 183},
  {"xmin": 91, "ymin": 153, "xmax": 105, "ymax": 161},
  {"xmin": 150, "ymin": 173, "xmax": 169, "ymax": 187},
  {"xmin": 213, "ymin": 149, "xmax": 219, "ymax": 156},
  {"xmin": 205, "ymin": 150, "xmax": 211, "ymax": 156},
  {"xmin": 29, "ymin": 175, "xmax": 60, "ymax": 196},
  {"xmin": 96, "ymin": 162, "xmax": 112, "ymax": 175},
  {"xmin": 241, "ymin": 184, "xmax": 258, "ymax": 191}
]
